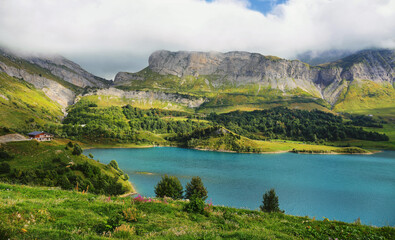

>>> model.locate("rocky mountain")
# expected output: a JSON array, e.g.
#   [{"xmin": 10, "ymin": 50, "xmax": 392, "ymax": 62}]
[
  {"xmin": 0, "ymin": 48, "xmax": 110, "ymax": 109},
  {"xmin": 26, "ymin": 55, "xmax": 109, "ymax": 88},
  {"xmin": 115, "ymin": 49, "xmax": 395, "ymax": 107}
]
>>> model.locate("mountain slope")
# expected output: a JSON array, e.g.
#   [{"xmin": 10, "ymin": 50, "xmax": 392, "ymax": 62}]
[
  {"xmin": 0, "ymin": 48, "xmax": 112, "ymax": 109},
  {"xmin": 0, "ymin": 72, "xmax": 64, "ymax": 131},
  {"xmin": 27, "ymin": 55, "xmax": 110, "ymax": 88},
  {"xmin": 0, "ymin": 49, "xmax": 78, "ymax": 108}
]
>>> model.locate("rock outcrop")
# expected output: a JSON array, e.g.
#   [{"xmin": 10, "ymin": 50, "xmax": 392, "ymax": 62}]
[
  {"xmin": 83, "ymin": 88, "xmax": 206, "ymax": 108},
  {"xmin": 27, "ymin": 55, "xmax": 110, "ymax": 88},
  {"xmin": 0, "ymin": 61, "xmax": 75, "ymax": 108}
]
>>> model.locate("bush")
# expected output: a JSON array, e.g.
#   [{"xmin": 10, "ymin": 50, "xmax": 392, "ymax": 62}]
[
  {"xmin": 67, "ymin": 141, "xmax": 74, "ymax": 148},
  {"xmin": 260, "ymin": 188, "xmax": 281, "ymax": 213},
  {"xmin": 123, "ymin": 207, "xmax": 139, "ymax": 222},
  {"xmin": 0, "ymin": 162, "xmax": 11, "ymax": 174},
  {"xmin": 0, "ymin": 150, "xmax": 12, "ymax": 161},
  {"xmin": 185, "ymin": 176, "xmax": 208, "ymax": 200},
  {"xmin": 109, "ymin": 160, "xmax": 123, "ymax": 175},
  {"xmin": 184, "ymin": 194, "xmax": 205, "ymax": 214},
  {"xmin": 154, "ymin": 175, "xmax": 183, "ymax": 199},
  {"xmin": 72, "ymin": 144, "xmax": 83, "ymax": 156}
]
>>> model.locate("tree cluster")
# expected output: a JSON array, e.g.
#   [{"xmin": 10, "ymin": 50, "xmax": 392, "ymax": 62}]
[
  {"xmin": 154, "ymin": 175, "xmax": 208, "ymax": 214},
  {"xmin": 207, "ymin": 107, "xmax": 389, "ymax": 142}
]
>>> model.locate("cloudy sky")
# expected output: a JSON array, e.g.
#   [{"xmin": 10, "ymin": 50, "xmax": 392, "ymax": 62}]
[{"xmin": 0, "ymin": 0, "xmax": 394, "ymax": 79}]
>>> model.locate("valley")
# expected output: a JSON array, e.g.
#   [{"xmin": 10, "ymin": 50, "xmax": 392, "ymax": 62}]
[
  {"xmin": 0, "ymin": 48, "xmax": 394, "ymax": 153},
  {"xmin": 0, "ymin": 46, "xmax": 394, "ymax": 239}
]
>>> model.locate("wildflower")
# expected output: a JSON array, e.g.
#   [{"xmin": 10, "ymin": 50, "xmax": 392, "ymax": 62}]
[{"xmin": 21, "ymin": 228, "xmax": 28, "ymax": 233}]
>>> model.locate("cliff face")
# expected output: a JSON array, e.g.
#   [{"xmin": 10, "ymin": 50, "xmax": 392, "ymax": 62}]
[
  {"xmin": 120, "ymin": 49, "xmax": 394, "ymax": 105},
  {"xmin": 27, "ymin": 55, "xmax": 110, "ymax": 88},
  {"xmin": 0, "ymin": 61, "xmax": 75, "ymax": 108},
  {"xmin": 83, "ymin": 88, "xmax": 206, "ymax": 108},
  {"xmin": 0, "ymin": 49, "xmax": 112, "ymax": 110}
]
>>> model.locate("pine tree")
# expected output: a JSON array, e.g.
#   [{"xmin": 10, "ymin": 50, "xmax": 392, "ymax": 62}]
[
  {"xmin": 185, "ymin": 176, "xmax": 208, "ymax": 200},
  {"xmin": 260, "ymin": 188, "xmax": 281, "ymax": 213}
]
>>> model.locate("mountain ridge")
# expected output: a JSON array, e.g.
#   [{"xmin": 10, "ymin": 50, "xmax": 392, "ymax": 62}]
[{"xmin": 115, "ymin": 49, "xmax": 395, "ymax": 107}]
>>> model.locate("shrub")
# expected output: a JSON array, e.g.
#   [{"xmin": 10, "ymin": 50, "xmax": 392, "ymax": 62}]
[
  {"xmin": 184, "ymin": 194, "xmax": 205, "ymax": 214},
  {"xmin": 123, "ymin": 207, "xmax": 139, "ymax": 222},
  {"xmin": 109, "ymin": 160, "xmax": 124, "ymax": 175},
  {"xmin": 113, "ymin": 224, "xmax": 135, "ymax": 238},
  {"xmin": 185, "ymin": 176, "xmax": 208, "ymax": 200},
  {"xmin": 0, "ymin": 162, "xmax": 11, "ymax": 174},
  {"xmin": 67, "ymin": 141, "xmax": 74, "ymax": 148},
  {"xmin": 154, "ymin": 175, "xmax": 183, "ymax": 199},
  {"xmin": 260, "ymin": 188, "xmax": 281, "ymax": 213},
  {"xmin": 122, "ymin": 173, "xmax": 129, "ymax": 180},
  {"xmin": 72, "ymin": 144, "xmax": 83, "ymax": 156},
  {"xmin": 0, "ymin": 150, "xmax": 12, "ymax": 161}
]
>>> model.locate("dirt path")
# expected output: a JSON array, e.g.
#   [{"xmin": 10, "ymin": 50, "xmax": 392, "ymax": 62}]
[{"xmin": 0, "ymin": 134, "xmax": 28, "ymax": 143}]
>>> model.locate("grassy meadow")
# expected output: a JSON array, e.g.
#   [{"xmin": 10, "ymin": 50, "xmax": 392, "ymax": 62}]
[{"xmin": 0, "ymin": 182, "xmax": 394, "ymax": 240}]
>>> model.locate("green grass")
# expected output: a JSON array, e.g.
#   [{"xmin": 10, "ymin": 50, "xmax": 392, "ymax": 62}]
[
  {"xmin": 332, "ymin": 123, "xmax": 395, "ymax": 150},
  {"xmin": 197, "ymin": 101, "xmax": 332, "ymax": 114},
  {"xmin": 161, "ymin": 116, "xmax": 210, "ymax": 123},
  {"xmin": 0, "ymin": 72, "xmax": 64, "ymax": 131},
  {"xmin": 79, "ymin": 95, "xmax": 193, "ymax": 112},
  {"xmin": 0, "ymin": 182, "xmax": 393, "ymax": 239},
  {"xmin": 333, "ymin": 80, "xmax": 395, "ymax": 115}
]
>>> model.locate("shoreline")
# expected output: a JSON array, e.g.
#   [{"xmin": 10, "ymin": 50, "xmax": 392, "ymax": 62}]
[
  {"xmin": 83, "ymin": 144, "xmax": 379, "ymax": 155},
  {"xmin": 83, "ymin": 144, "xmax": 155, "ymax": 150}
]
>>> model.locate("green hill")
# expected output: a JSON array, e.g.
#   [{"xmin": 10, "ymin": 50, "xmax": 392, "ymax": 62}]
[
  {"xmin": 0, "ymin": 140, "xmax": 133, "ymax": 196},
  {"xmin": 0, "ymin": 72, "xmax": 64, "ymax": 132},
  {"xmin": 0, "ymin": 182, "xmax": 393, "ymax": 239}
]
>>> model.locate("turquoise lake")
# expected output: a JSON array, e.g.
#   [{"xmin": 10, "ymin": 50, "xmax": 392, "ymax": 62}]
[{"xmin": 84, "ymin": 147, "xmax": 395, "ymax": 226}]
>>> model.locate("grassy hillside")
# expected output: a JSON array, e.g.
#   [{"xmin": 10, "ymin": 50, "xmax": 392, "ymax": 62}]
[
  {"xmin": 333, "ymin": 80, "xmax": 395, "ymax": 115},
  {"xmin": 0, "ymin": 182, "xmax": 393, "ymax": 239},
  {"xmin": 0, "ymin": 140, "xmax": 133, "ymax": 195},
  {"xmin": 0, "ymin": 72, "xmax": 64, "ymax": 132},
  {"xmin": 78, "ymin": 95, "xmax": 194, "ymax": 112}
]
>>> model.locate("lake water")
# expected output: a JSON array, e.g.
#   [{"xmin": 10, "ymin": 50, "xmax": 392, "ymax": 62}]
[{"xmin": 84, "ymin": 147, "xmax": 395, "ymax": 226}]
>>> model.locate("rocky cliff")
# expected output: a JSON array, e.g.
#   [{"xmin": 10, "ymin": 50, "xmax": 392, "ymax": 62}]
[
  {"xmin": 0, "ymin": 49, "xmax": 78, "ymax": 109},
  {"xmin": 116, "ymin": 49, "xmax": 395, "ymax": 106},
  {"xmin": 0, "ymin": 60, "xmax": 75, "ymax": 109},
  {"xmin": 82, "ymin": 88, "xmax": 206, "ymax": 108},
  {"xmin": 27, "ymin": 55, "xmax": 110, "ymax": 88}
]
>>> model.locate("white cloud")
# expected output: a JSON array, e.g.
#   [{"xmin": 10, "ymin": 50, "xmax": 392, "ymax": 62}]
[{"xmin": 0, "ymin": 0, "xmax": 394, "ymax": 78}]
